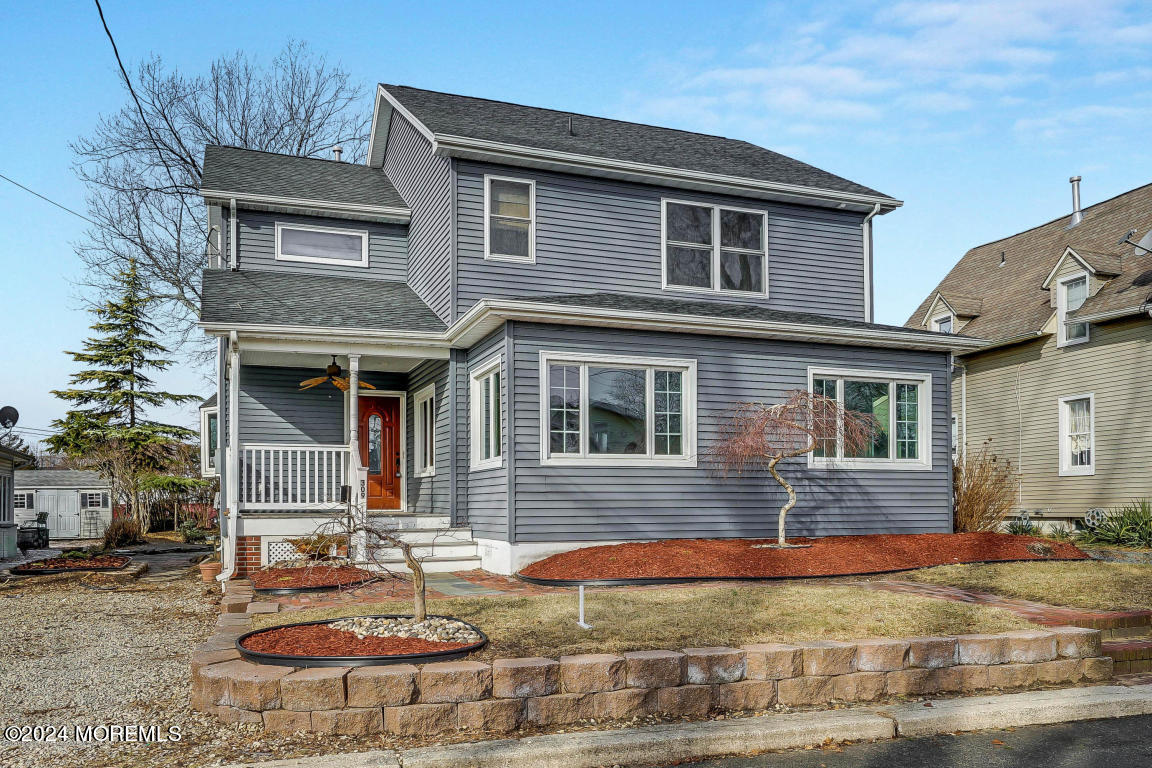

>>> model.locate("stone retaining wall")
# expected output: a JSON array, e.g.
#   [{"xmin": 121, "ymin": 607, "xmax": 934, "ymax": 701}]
[{"xmin": 192, "ymin": 582, "xmax": 1113, "ymax": 736}]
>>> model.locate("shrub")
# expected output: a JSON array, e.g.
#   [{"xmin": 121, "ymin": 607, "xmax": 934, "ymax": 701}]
[
  {"xmin": 60, "ymin": 549, "xmax": 93, "ymax": 559},
  {"xmin": 1005, "ymin": 515, "xmax": 1039, "ymax": 536},
  {"xmin": 954, "ymin": 441, "xmax": 1019, "ymax": 532},
  {"xmin": 177, "ymin": 519, "xmax": 208, "ymax": 544},
  {"xmin": 1081, "ymin": 499, "xmax": 1152, "ymax": 548},
  {"xmin": 1046, "ymin": 521, "xmax": 1075, "ymax": 541},
  {"xmin": 284, "ymin": 533, "xmax": 346, "ymax": 562},
  {"xmin": 102, "ymin": 517, "xmax": 145, "ymax": 550}
]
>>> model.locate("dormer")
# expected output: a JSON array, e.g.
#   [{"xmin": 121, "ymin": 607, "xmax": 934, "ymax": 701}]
[
  {"xmin": 920, "ymin": 292, "xmax": 982, "ymax": 334},
  {"xmin": 1041, "ymin": 247, "xmax": 1123, "ymax": 347}
]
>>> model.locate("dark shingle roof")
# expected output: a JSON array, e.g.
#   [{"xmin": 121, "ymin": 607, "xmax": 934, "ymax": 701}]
[
  {"xmin": 201, "ymin": 146, "xmax": 407, "ymax": 209},
  {"xmin": 201, "ymin": 394, "xmax": 217, "ymax": 409},
  {"xmin": 15, "ymin": 470, "xmax": 108, "ymax": 489},
  {"xmin": 514, "ymin": 292, "xmax": 955, "ymax": 339},
  {"xmin": 383, "ymin": 85, "xmax": 891, "ymax": 200},
  {"xmin": 905, "ymin": 183, "xmax": 1152, "ymax": 341},
  {"xmin": 200, "ymin": 270, "xmax": 446, "ymax": 332}
]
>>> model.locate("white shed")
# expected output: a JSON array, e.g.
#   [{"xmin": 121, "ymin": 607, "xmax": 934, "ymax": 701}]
[{"xmin": 13, "ymin": 470, "xmax": 113, "ymax": 540}]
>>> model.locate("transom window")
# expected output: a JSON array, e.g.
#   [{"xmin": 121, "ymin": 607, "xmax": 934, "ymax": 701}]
[
  {"xmin": 275, "ymin": 223, "xmax": 368, "ymax": 267},
  {"xmin": 808, "ymin": 368, "xmax": 932, "ymax": 470},
  {"xmin": 540, "ymin": 352, "xmax": 697, "ymax": 466},
  {"xmin": 1058, "ymin": 273, "xmax": 1089, "ymax": 346},
  {"xmin": 470, "ymin": 357, "xmax": 503, "ymax": 470},
  {"xmin": 413, "ymin": 384, "xmax": 436, "ymax": 478},
  {"xmin": 1059, "ymin": 394, "xmax": 1094, "ymax": 476},
  {"xmin": 485, "ymin": 176, "xmax": 535, "ymax": 262},
  {"xmin": 663, "ymin": 200, "xmax": 767, "ymax": 295}
]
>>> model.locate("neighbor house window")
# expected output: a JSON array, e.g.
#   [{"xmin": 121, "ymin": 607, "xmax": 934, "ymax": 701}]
[
  {"xmin": 663, "ymin": 200, "xmax": 767, "ymax": 295},
  {"xmin": 200, "ymin": 407, "xmax": 219, "ymax": 477},
  {"xmin": 1057, "ymin": 273, "xmax": 1089, "ymax": 346},
  {"xmin": 951, "ymin": 415, "xmax": 959, "ymax": 459},
  {"xmin": 540, "ymin": 351, "xmax": 697, "ymax": 466},
  {"xmin": 275, "ymin": 222, "xmax": 369, "ymax": 267},
  {"xmin": 932, "ymin": 314, "xmax": 954, "ymax": 334},
  {"xmin": 484, "ymin": 176, "xmax": 535, "ymax": 262},
  {"xmin": 413, "ymin": 384, "xmax": 436, "ymax": 478},
  {"xmin": 13, "ymin": 492, "xmax": 31, "ymax": 510},
  {"xmin": 1059, "ymin": 394, "xmax": 1094, "ymax": 476},
  {"xmin": 808, "ymin": 367, "xmax": 932, "ymax": 469},
  {"xmin": 470, "ymin": 357, "xmax": 502, "ymax": 470},
  {"xmin": 81, "ymin": 492, "xmax": 108, "ymax": 509}
]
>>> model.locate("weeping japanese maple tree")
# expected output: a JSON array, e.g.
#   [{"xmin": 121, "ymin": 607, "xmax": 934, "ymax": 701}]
[{"xmin": 711, "ymin": 390, "xmax": 878, "ymax": 547}]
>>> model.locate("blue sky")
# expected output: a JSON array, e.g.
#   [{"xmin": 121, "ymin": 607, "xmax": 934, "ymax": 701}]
[{"xmin": 2, "ymin": 0, "xmax": 1150, "ymax": 447}]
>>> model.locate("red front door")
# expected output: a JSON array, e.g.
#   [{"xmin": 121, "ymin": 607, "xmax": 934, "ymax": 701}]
[{"xmin": 360, "ymin": 397, "xmax": 401, "ymax": 510}]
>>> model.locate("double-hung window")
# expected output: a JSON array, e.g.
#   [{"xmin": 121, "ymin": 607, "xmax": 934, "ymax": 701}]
[
  {"xmin": 413, "ymin": 384, "xmax": 436, "ymax": 478},
  {"xmin": 540, "ymin": 352, "xmax": 697, "ymax": 466},
  {"xmin": 484, "ymin": 176, "xmax": 535, "ymax": 262},
  {"xmin": 1057, "ymin": 272, "xmax": 1089, "ymax": 346},
  {"xmin": 470, "ymin": 358, "xmax": 503, "ymax": 470},
  {"xmin": 1059, "ymin": 394, "xmax": 1094, "ymax": 476},
  {"xmin": 808, "ymin": 367, "xmax": 932, "ymax": 469},
  {"xmin": 663, "ymin": 200, "xmax": 767, "ymax": 295},
  {"xmin": 275, "ymin": 223, "xmax": 369, "ymax": 267}
]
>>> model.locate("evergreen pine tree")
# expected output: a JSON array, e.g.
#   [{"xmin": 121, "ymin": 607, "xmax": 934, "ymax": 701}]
[{"xmin": 48, "ymin": 260, "xmax": 198, "ymax": 523}]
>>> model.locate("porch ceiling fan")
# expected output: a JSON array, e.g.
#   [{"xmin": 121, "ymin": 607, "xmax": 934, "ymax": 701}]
[{"xmin": 299, "ymin": 356, "xmax": 376, "ymax": 392}]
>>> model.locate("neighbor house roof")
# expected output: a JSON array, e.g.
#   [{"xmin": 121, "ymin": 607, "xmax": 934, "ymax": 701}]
[
  {"xmin": 14, "ymin": 469, "xmax": 108, "ymax": 489},
  {"xmin": 200, "ymin": 145, "xmax": 408, "ymax": 210},
  {"xmin": 201, "ymin": 394, "xmax": 217, "ymax": 409},
  {"xmin": 0, "ymin": 445, "xmax": 34, "ymax": 467},
  {"xmin": 905, "ymin": 183, "xmax": 1152, "ymax": 343},
  {"xmin": 200, "ymin": 270, "xmax": 446, "ymax": 332},
  {"xmin": 379, "ymin": 84, "xmax": 895, "ymax": 204}
]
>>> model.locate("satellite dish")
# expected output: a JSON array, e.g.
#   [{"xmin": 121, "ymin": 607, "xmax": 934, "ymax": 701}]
[{"xmin": 0, "ymin": 406, "xmax": 17, "ymax": 429}]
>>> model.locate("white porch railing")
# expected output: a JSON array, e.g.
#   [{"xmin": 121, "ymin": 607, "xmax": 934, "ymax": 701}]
[{"xmin": 238, "ymin": 444, "xmax": 350, "ymax": 510}]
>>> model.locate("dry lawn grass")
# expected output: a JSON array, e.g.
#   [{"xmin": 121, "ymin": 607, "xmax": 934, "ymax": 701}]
[
  {"xmin": 906, "ymin": 561, "xmax": 1152, "ymax": 612},
  {"xmin": 252, "ymin": 583, "xmax": 1029, "ymax": 658}
]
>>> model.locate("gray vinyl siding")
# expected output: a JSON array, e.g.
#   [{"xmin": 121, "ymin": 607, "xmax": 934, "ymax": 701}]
[
  {"xmin": 384, "ymin": 114, "xmax": 453, "ymax": 321},
  {"xmin": 238, "ymin": 365, "xmax": 404, "ymax": 445},
  {"xmin": 406, "ymin": 360, "xmax": 450, "ymax": 515},
  {"xmin": 236, "ymin": 210, "xmax": 407, "ymax": 281},
  {"xmin": 461, "ymin": 327, "xmax": 509, "ymax": 539},
  {"xmin": 510, "ymin": 323, "xmax": 952, "ymax": 542},
  {"xmin": 454, "ymin": 161, "xmax": 867, "ymax": 322}
]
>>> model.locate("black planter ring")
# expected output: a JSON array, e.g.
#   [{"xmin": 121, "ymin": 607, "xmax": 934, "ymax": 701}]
[
  {"xmin": 253, "ymin": 575, "xmax": 377, "ymax": 596},
  {"xmin": 236, "ymin": 614, "xmax": 489, "ymax": 668},
  {"xmin": 9, "ymin": 556, "xmax": 134, "ymax": 576}
]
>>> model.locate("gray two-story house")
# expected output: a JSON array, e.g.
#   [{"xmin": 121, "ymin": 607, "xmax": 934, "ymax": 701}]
[{"xmin": 198, "ymin": 84, "xmax": 979, "ymax": 578}]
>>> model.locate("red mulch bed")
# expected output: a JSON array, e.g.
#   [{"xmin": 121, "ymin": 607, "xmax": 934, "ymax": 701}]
[
  {"xmin": 241, "ymin": 623, "xmax": 471, "ymax": 657},
  {"xmin": 250, "ymin": 565, "xmax": 376, "ymax": 591},
  {"xmin": 518, "ymin": 533, "xmax": 1088, "ymax": 582},
  {"xmin": 16, "ymin": 555, "xmax": 130, "ymax": 571}
]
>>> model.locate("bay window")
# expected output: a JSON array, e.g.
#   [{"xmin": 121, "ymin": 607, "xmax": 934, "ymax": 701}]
[
  {"xmin": 808, "ymin": 367, "xmax": 932, "ymax": 469},
  {"xmin": 663, "ymin": 200, "xmax": 767, "ymax": 295},
  {"xmin": 540, "ymin": 352, "xmax": 697, "ymax": 466}
]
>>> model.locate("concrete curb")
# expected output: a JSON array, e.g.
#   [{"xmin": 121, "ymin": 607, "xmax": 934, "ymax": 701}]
[{"xmin": 218, "ymin": 684, "xmax": 1152, "ymax": 768}]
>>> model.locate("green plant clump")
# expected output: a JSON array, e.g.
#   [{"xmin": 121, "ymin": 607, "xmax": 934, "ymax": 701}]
[
  {"xmin": 1005, "ymin": 516, "xmax": 1039, "ymax": 536},
  {"xmin": 1081, "ymin": 500, "xmax": 1152, "ymax": 548},
  {"xmin": 178, "ymin": 520, "xmax": 209, "ymax": 544}
]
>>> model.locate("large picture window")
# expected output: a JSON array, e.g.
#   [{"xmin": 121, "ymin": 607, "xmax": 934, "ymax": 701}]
[
  {"xmin": 808, "ymin": 368, "xmax": 932, "ymax": 470},
  {"xmin": 275, "ymin": 223, "xmax": 369, "ymax": 267},
  {"xmin": 663, "ymin": 200, "xmax": 767, "ymax": 295},
  {"xmin": 413, "ymin": 384, "xmax": 436, "ymax": 478},
  {"xmin": 470, "ymin": 357, "xmax": 503, "ymax": 470},
  {"xmin": 540, "ymin": 352, "xmax": 697, "ymax": 466},
  {"xmin": 484, "ymin": 176, "xmax": 535, "ymax": 262},
  {"xmin": 1059, "ymin": 394, "xmax": 1094, "ymax": 476}
]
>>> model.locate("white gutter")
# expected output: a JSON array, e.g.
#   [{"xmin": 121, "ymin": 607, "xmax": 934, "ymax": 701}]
[
  {"xmin": 201, "ymin": 189, "xmax": 411, "ymax": 224},
  {"xmin": 216, "ymin": 331, "xmax": 240, "ymax": 586},
  {"xmin": 861, "ymin": 203, "xmax": 881, "ymax": 323},
  {"xmin": 1071, "ymin": 305, "xmax": 1150, "ymax": 324}
]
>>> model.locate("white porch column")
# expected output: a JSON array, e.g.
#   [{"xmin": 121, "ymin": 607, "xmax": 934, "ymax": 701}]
[
  {"xmin": 218, "ymin": 333, "xmax": 241, "ymax": 583},
  {"xmin": 347, "ymin": 355, "xmax": 367, "ymax": 563}
]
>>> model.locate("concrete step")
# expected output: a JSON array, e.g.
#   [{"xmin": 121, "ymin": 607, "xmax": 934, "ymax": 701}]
[
  {"xmin": 367, "ymin": 514, "xmax": 452, "ymax": 530},
  {"xmin": 366, "ymin": 553, "xmax": 484, "ymax": 574}
]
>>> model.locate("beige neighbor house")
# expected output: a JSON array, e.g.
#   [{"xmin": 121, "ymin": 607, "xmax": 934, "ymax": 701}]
[{"xmin": 906, "ymin": 179, "xmax": 1152, "ymax": 527}]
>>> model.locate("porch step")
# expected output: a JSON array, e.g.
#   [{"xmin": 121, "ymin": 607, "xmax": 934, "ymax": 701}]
[
  {"xmin": 366, "ymin": 524, "xmax": 481, "ymax": 574},
  {"xmin": 368, "ymin": 514, "xmax": 452, "ymax": 530},
  {"xmin": 370, "ymin": 553, "xmax": 484, "ymax": 574}
]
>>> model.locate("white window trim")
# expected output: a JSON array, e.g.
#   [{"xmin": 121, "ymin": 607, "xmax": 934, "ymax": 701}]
[
  {"xmin": 274, "ymin": 222, "xmax": 369, "ymax": 267},
  {"xmin": 81, "ymin": 492, "xmax": 107, "ymax": 509},
  {"xmin": 538, "ymin": 351, "xmax": 698, "ymax": 468},
  {"xmin": 413, "ymin": 383, "xmax": 437, "ymax": 478},
  {"xmin": 200, "ymin": 407, "xmax": 219, "ymax": 477},
  {"xmin": 660, "ymin": 198, "xmax": 769, "ymax": 298},
  {"xmin": 1056, "ymin": 271, "xmax": 1090, "ymax": 347},
  {"xmin": 806, "ymin": 366, "xmax": 933, "ymax": 471},
  {"xmin": 932, "ymin": 313, "xmax": 955, "ymax": 334},
  {"xmin": 470, "ymin": 356, "xmax": 504, "ymax": 471},
  {"xmin": 13, "ymin": 492, "xmax": 30, "ymax": 510},
  {"xmin": 483, "ymin": 175, "xmax": 536, "ymax": 263},
  {"xmin": 1058, "ymin": 393, "xmax": 1095, "ymax": 476}
]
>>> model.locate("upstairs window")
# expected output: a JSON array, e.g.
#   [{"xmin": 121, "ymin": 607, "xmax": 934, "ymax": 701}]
[
  {"xmin": 932, "ymin": 314, "xmax": 954, "ymax": 334},
  {"xmin": 413, "ymin": 384, "xmax": 436, "ymax": 478},
  {"xmin": 485, "ymin": 176, "xmax": 535, "ymax": 262},
  {"xmin": 276, "ymin": 223, "xmax": 368, "ymax": 267},
  {"xmin": 1057, "ymin": 273, "xmax": 1089, "ymax": 346},
  {"xmin": 663, "ymin": 200, "xmax": 767, "ymax": 295},
  {"xmin": 1059, "ymin": 394, "xmax": 1094, "ymax": 476}
]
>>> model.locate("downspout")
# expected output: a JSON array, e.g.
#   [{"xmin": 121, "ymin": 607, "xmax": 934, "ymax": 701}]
[
  {"xmin": 861, "ymin": 203, "xmax": 882, "ymax": 323},
  {"xmin": 960, "ymin": 360, "xmax": 967, "ymax": 463},
  {"xmin": 217, "ymin": 331, "xmax": 241, "ymax": 585},
  {"xmin": 229, "ymin": 198, "xmax": 238, "ymax": 271}
]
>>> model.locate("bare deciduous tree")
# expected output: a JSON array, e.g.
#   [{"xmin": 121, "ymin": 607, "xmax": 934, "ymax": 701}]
[
  {"xmin": 710, "ymin": 390, "xmax": 878, "ymax": 547},
  {"xmin": 72, "ymin": 41, "xmax": 371, "ymax": 356}
]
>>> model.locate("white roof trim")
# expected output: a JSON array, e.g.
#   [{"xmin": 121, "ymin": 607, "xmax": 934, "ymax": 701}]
[
  {"xmin": 920, "ymin": 293, "xmax": 956, "ymax": 328},
  {"xmin": 1041, "ymin": 247, "xmax": 1095, "ymax": 289},
  {"xmin": 200, "ymin": 189, "xmax": 411, "ymax": 223},
  {"xmin": 1071, "ymin": 304, "xmax": 1151, "ymax": 324}
]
